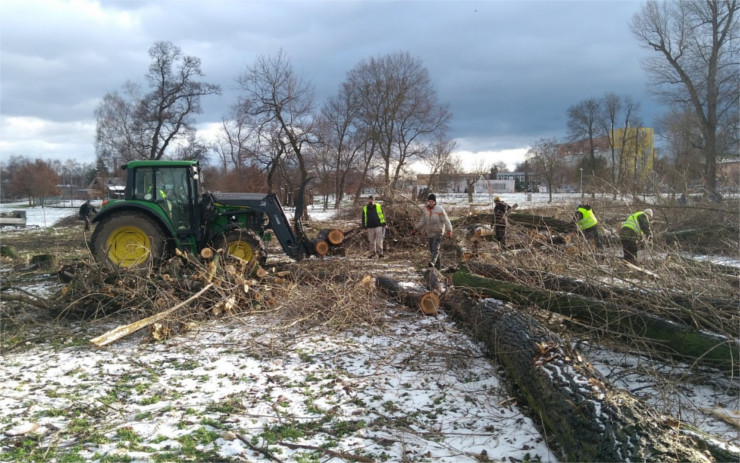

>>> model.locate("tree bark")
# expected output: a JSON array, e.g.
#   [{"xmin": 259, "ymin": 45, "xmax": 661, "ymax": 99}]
[
  {"xmin": 442, "ymin": 290, "xmax": 730, "ymax": 462},
  {"xmin": 453, "ymin": 265, "xmax": 739, "ymax": 372},
  {"xmin": 465, "ymin": 261, "xmax": 739, "ymax": 328},
  {"xmin": 376, "ymin": 276, "xmax": 439, "ymax": 315}
]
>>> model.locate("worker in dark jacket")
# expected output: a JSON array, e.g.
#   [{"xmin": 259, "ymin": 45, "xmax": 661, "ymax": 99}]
[
  {"xmin": 619, "ymin": 209, "xmax": 653, "ymax": 263},
  {"xmin": 574, "ymin": 203, "xmax": 602, "ymax": 249},
  {"xmin": 79, "ymin": 199, "xmax": 98, "ymax": 231},
  {"xmin": 492, "ymin": 196, "xmax": 512, "ymax": 246},
  {"xmin": 362, "ymin": 195, "xmax": 386, "ymax": 258}
]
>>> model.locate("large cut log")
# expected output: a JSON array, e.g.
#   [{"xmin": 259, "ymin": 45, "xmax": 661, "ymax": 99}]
[
  {"xmin": 312, "ymin": 239, "xmax": 329, "ymax": 256},
  {"xmin": 376, "ymin": 276, "xmax": 439, "ymax": 315},
  {"xmin": 452, "ymin": 266, "xmax": 739, "ymax": 372},
  {"xmin": 90, "ymin": 283, "xmax": 213, "ymax": 347},
  {"xmin": 317, "ymin": 228, "xmax": 345, "ymax": 246},
  {"xmin": 465, "ymin": 260, "xmax": 739, "ymax": 330},
  {"xmin": 442, "ymin": 290, "xmax": 732, "ymax": 462}
]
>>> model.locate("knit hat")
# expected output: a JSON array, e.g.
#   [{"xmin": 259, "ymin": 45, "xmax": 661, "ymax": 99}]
[
  {"xmin": 494, "ymin": 196, "xmax": 501, "ymax": 203},
  {"xmin": 427, "ymin": 193, "xmax": 436, "ymax": 202},
  {"xmin": 368, "ymin": 195, "xmax": 374, "ymax": 200},
  {"xmin": 644, "ymin": 208, "xmax": 653, "ymax": 218}
]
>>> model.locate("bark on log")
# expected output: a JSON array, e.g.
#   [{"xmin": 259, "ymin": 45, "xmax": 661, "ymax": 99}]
[
  {"xmin": 465, "ymin": 261, "xmax": 738, "ymax": 334},
  {"xmin": 442, "ymin": 290, "xmax": 729, "ymax": 462},
  {"xmin": 453, "ymin": 266, "xmax": 739, "ymax": 372},
  {"xmin": 376, "ymin": 276, "xmax": 439, "ymax": 315}
]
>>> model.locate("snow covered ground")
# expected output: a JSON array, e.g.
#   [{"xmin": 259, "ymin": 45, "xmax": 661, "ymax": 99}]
[{"xmin": 1, "ymin": 194, "xmax": 738, "ymax": 462}]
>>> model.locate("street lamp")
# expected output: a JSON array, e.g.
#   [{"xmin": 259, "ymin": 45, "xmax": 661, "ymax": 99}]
[{"xmin": 579, "ymin": 168, "xmax": 584, "ymax": 198}]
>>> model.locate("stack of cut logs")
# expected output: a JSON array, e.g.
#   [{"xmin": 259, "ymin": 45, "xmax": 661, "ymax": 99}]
[{"xmin": 313, "ymin": 228, "xmax": 345, "ymax": 257}]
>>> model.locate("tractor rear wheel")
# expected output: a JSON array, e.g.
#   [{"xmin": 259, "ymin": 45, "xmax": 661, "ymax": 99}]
[
  {"xmin": 91, "ymin": 212, "xmax": 166, "ymax": 269},
  {"xmin": 217, "ymin": 229, "xmax": 267, "ymax": 267}
]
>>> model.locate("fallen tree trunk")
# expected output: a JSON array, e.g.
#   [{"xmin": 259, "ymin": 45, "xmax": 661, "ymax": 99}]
[
  {"xmin": 442, "ymin": 289, "xmax": 732, "ymax": 462},
  {"xmin": 464, "ymin": 261, "xmax": 739, "ymax": 329},
  {"xmin": 467, "ymin": 212, "xmax": 576, "ymax": 233},
  {"xmin": 452, "ymin": 265, "xmax": 739, "ymax": 372},
  {"xmin": 376, "ymin": 276, "xmax": 439, "ymax": 315}
]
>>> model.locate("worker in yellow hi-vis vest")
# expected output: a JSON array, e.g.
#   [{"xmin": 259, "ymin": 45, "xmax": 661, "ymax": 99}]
[
  {"xmin": 574, "ymin": 203, "xmax": 602, "ymax": 249},
  {"xmin": 362, "ymin": 195, "xmax": 386, "ymax": 259},
  {"xmin": 619, "ymin": 209, "xmax": 653, "ymax": 263}
]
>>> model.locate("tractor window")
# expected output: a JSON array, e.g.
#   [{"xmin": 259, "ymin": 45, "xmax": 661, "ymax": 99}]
[{"xmin": 132, "ymin": 167, "xmax": 193, "ymax": 231}]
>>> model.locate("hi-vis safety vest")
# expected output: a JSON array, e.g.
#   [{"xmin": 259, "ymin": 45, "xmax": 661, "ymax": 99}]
[
  {"xmin": 621, "ymin": 211, "xmax": 646, "ymax": 237},
  {"xmin": 363, "ymin": 203, "xmax": 385, "ymax": 227},
  {"xmin": 576, "ymin": 207, "xmax": 598, "ymax": 230}
]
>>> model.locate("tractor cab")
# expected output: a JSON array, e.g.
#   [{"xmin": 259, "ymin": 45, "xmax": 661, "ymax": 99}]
[{"xmin": 124, "ymin": 161, "xmax": 202, "ymax": 240}]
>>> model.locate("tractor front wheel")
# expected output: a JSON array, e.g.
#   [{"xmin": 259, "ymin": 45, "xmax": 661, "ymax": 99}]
[
  {"xmin": 216, "ymin": 229, "xmax": 267, "ymax": 267},
  {"xmin": 91, "ymin": 212, "xmax": 167, "ymax": 269}
]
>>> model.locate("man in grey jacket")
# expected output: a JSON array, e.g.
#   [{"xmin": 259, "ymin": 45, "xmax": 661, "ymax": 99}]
[{"xmin": 412, "ymin": 193, "xmax": 453, "ymax": 269}]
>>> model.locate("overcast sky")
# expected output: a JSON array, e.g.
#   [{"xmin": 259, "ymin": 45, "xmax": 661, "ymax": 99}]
[{"xmin": 0, "ymin": 0, "xmax": 661, "ymax": 171}]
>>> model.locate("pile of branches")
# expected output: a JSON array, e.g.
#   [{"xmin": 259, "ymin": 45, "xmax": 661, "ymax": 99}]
[{"xmin": 48, "ymin": 249, "xmax": 392, "ymax": 346}]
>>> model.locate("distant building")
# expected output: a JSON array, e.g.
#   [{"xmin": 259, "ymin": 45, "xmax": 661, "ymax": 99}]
[
  {"xmin": 495, "ymin": 171, "xmax": 537, "ymax": 190},
  {"xmin": 87, "ymin": 176, "xmax": 125, "ymax": 199},
  {"xmin": 718, "ymin": 158, "xmax": 740, "ymax": 189}
]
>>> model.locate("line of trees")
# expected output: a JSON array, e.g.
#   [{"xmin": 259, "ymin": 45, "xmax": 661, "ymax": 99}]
[
  {"xmin": 527, "ymin": 0, "xmax": 738, "ymax": 201},
  {"xmin": 95, "ymin": 43, "xmax": 454, "ymax": 205},
  {"xmin": 0, "ymin": 156, "xmax": 96, "ymax": 205},
  {"xmin": 88, "ymin": 1, "xmax": 739, "ymax": 205}
]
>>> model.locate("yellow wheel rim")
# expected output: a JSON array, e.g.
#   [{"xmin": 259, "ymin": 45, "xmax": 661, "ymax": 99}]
[
  {"xmin": 105, "ymin": 226, "xmax": 151, "ymax": 267},
  {"xmin": 227, "ymin": 240, "xmax": 254, "ymax": 262}
]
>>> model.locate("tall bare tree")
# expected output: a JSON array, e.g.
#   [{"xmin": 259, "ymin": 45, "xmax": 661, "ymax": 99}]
[
  {"xmin": 236, "ymin": 50, "xmax": 316, "ymax": 216},
  {"xmin": 423, "ymin": 137, "xmax": 458, "ymax": 197},
  {"xmin": 631, "ymin": 0, "xmax": 739, "ymax": 196},
  {"xmin": 95, "ymin": 41, "xmax": 221, "ymax": 168},
  {"xmin": 657, "ymin": 106, "xmax": 705, "ymax": 193},
  {"xmin": 567, "ymin": 98, "xmax": 604, "ymax": 194},
  {"xmin": 317, "ymin": 83, "xmax": 368, "ymax": 208},
  {"xmin": 344, "ymin": 52, "xmax": 452, "ymax": 196},
  {"xmin": 600, "ymin": 93, "xmax": 641, "ymax": 197},
  {"xmin": 528, "ymin": 137, "xmax": 563, "ymax": 203}
]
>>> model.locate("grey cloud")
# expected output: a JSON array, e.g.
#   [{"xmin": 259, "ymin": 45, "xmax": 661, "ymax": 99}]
[{"xmin": 0, "ymin": 0, "xmax": 660, "ymax": 164}]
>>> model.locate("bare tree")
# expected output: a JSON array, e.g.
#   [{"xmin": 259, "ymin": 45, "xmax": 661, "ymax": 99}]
[
  {"xmin": 528, "ymin": 138, "xmax": 563, "ymax": 203},
  {"xmin": 95, "ymin": 82, "xmax": 148, "ymax": 168},
  {"xmin": 236, "ymin": 50, "xmax": 316, "ymax": 217},
  {"xmin": 601, "ymin": 93, "xmax": 641, "ymax": 197},
  {"xmin": 423, "ymin": 137, "xmax": 458, "ymax": 196},
  {"xmin": 345, "ymin": 52, "xmax": 452, "ymax": 196},
  {"xmin": 631, "ymin": 0, "xmax": 739, "ymax": 196},
  {"xmin": 657, "ymin": 106, "xmax": 705, "ymax": 193},
  {"xmin": 95, "ymin": 41, "xmax": 221, "ymax": 168},
  {"xmin": 317, "ymin": 83, "xmax": 368, "ymax": 207},
  {"xmin": 213, "ymin": 115, "xmax": 258, "ymax": 175},
  {"xmin": 567, "ymin": 98, "xmax": 605, "ymax": 195}
]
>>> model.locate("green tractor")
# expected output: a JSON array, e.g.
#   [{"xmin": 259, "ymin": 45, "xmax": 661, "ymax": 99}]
[{"xmin": 90, "ymin": 160, "xmax": 318, "ymax": 269}]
